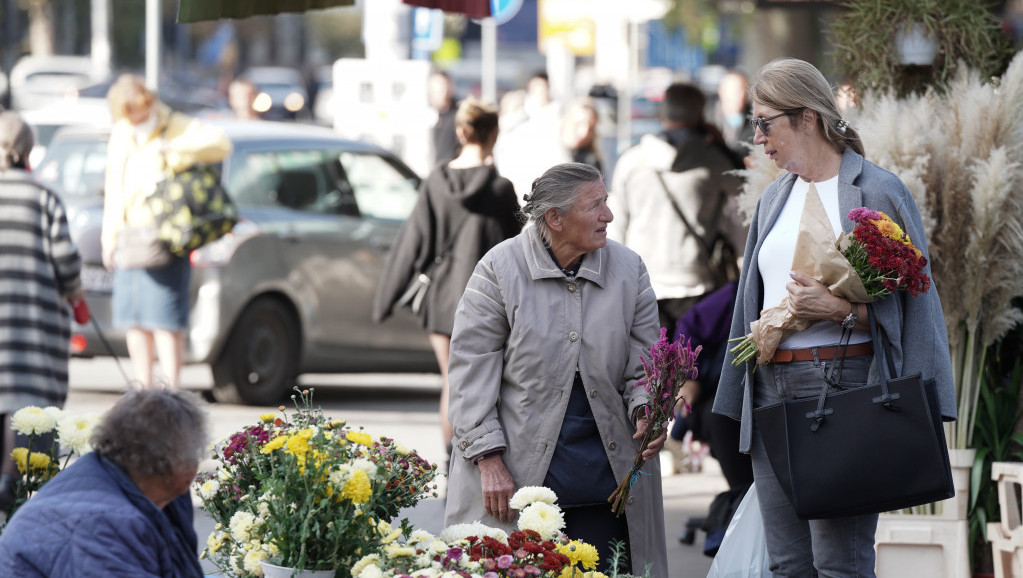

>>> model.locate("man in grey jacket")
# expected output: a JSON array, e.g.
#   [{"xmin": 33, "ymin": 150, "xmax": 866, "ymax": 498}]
[{"xmin": 608, "ymin": 82, "xmax": 745, "ymax": 336}]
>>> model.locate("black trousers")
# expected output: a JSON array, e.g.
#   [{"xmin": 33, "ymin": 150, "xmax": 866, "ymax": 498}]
[{"xmin": 562, "ymin": 503, "xmax": 631, "ymax": 574}]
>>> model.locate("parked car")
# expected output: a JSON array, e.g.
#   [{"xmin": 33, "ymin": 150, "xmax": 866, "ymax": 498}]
[
  {"xmin": 8, "ymin": 55, "xmax": 108, "ymax": 112},
  {"xmin": 22, "ymin": 99, "xmax": 112, "ymax": 169},
  {"xmin": 36, "ymin": 120, "xmax": 435, "ymax": 404}
]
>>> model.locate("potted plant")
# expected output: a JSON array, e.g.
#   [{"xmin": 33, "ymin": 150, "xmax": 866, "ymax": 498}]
[
  {"xmin": 195, "ymin": 389, "xmax": 440, "ymax": 577},
  {"xmin": 829, "ymin": 0, "xmax": 1013, "ymax": 97}
]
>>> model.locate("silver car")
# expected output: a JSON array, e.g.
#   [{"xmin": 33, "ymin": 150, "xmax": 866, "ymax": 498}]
[{"xmin": 36, "ymin": 120, "xmax": 435, "ymax": 404}]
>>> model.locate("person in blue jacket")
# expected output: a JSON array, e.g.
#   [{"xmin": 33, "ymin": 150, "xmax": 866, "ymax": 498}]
[{"xmin": 0, "ymin": 390, "xmax": 207, "ymax": 577}]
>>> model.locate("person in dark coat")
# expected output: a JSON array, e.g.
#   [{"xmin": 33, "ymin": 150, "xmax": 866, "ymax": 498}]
[
  {"xmin": 0, "ymin": 390, "xmax": 207, "ymax": 577},
  {"xmin": 373, "ymin": 97, "xmax": 521, "ymax": 453}
]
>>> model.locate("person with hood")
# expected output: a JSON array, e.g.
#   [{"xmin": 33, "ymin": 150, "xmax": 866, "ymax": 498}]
[
  {"xmin": 373, "ymin": 97, "xmax": 521, "ymax": 453},
  {"xmin": 608, "ymin": 82, "xmax": 745, "ymax": 337}
]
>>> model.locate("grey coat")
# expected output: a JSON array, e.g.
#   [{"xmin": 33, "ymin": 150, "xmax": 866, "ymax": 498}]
[
  {"xmin": 445, "ymin": 226, "xmax": 669, "ymax": 578},
  {"xmin": 712, "ymin": 149, "xmax": 957, "ymax": 452},
  {"xmin": 0, "ymin": 171, "xmax": 82, "ymax": 411}
]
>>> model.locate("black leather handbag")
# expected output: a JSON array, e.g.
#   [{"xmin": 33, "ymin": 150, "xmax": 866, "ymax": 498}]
[{"xmin": 753, "ymin": 306, "xmax": 954, "ymax": 519}]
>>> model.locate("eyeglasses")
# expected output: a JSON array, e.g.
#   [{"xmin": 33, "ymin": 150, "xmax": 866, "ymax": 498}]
[{"xmin": 749, "ymin": 110, "xmax": 800, "ymax": 136}]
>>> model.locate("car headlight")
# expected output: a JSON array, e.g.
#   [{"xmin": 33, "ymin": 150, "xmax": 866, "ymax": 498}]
[
  {"xmin": 284, "ymin": 92, "xmax": 305, "ymax": 112},
  {"xmin": 189, "ymin": 219, "xmax": 262, "ymax": 268}
]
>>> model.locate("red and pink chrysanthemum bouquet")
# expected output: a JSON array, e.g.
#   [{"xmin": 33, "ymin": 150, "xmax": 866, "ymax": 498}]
[
  {"xmin": 729, "ymin": 201, "xmax": 931, "ymax": 366},
  {"xmin": 842, "ymin": 207, "xmax": 930, "ymax": 300},
  {"xmin": 609, "ymin": 327, "xmax": 701, "ymax": 516}
]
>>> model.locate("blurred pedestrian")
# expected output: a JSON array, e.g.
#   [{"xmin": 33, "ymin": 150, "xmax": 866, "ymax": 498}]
[
  {"xmin": 495, "ymin": 70, "xmax": 568, "ymax": 204},
  {"xmin": 0, "ymin": 389, "xmax": 208, "ymax": 577},
  {"xmin": 373, "ymin": 97, "xmax": 521, "ymax": 454},
  {"xmin": 713, "ymin": 57, "xmax": 955, "ymax": 577},
  {"xmin": 713, "ymin": 69, "xmax": 755, "ymax": 163},
  {"xmin": 101, "ymin": 74, "xmax": 232, "ymax": 390},
  {"xmin": 608, "ymin": 82, "xmax": 745, "ymax": 337},
  {"xmin": 228, "ymin": 77, "xmax": 261, "ymax": 121},
  {"xmin": 445, "ymin": 162, "xmax": 668, "ymax": 576},
  {"xmin": 560, "ymin": 97, "xmax": 603, "ymax": 173},
  {"xmin": 428, "ymin": 70, "xmax": 461, "ymax": 166},
  {"xmin": 0, "ymin": 111, "xmax": 83, "ymax": 509}
]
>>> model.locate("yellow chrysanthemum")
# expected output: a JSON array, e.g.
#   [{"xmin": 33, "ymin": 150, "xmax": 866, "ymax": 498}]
[
  {"xmin": 557, "ymin": 540, "xmax": 599, "ymax": 570},
  {"xmin": 258, "ymin": 412, "xmax": 276, "ymax": 423},
  {"xmin": 206, "ymin": 532, "xmax": 227, "ymax": 554},
  {"xmin": 558, "ymin": 570, "xmax": 609, "ymax": 578},
  {"xmin": 285, "ymin": 428, "xmax": 315, "ymax": 456},
  {"xmin": 260, "ymin": 435, "xmax": 288, "ymax": 454},
  {"xmin": 10, "ymin": 447, "xmax": 51, "ymax": 474},
  {"xmin": 350, "ymin": 554, "xmax": 380, "ymax": 577},
  {"xmin": 340, "ymin": 469, "xmax": 373, "ymax": 504},
  {"xmin": 345, "ymin": 431, "xmax": 373, "ymax": 446},
  {"xmin": 383, "ymin": 544, "xmax": 417, "ymax": 557}
]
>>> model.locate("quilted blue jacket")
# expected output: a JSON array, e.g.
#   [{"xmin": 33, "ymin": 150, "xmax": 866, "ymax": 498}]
[{"xmin": 0, "ymin": 452, "xmax": 202, "ymax": 577}]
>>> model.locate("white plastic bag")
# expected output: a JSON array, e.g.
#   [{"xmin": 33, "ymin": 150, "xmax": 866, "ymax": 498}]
[{"xmin": 706, "ymin": 482, "xmax": 773, "ymax": 578}]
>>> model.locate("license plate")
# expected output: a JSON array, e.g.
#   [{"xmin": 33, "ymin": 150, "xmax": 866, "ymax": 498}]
[{"xmin": 80, "ymin": 264, "xmax": 114, "ymax": 293}]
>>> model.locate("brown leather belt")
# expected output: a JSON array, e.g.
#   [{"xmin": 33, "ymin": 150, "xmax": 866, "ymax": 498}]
[{"xmin": 771, "ymin": 342, "xmax": 874, "ymax": 364}]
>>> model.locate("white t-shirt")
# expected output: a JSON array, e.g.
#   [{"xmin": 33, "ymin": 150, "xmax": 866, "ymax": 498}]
[{"xmin": 758, "ymin": 175, "xmax": 870, "ymax": 349}]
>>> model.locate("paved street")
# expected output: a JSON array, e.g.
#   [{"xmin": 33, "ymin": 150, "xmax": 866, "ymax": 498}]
[{"xmin": 64, "ymin": 358, "xmax": 725, "ymax": 577}]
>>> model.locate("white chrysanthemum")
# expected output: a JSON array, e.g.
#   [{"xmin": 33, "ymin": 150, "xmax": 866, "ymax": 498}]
[
  {"xmin": 517, "ymin": 502, "xmax": 565, "ymax": 540},
  {"xmin": 11, "ymin": 406, "xmax": 57, "ymax": 435},
  {"xmin": 351, "ymin": 457, "xmax": 378, "ymax": 478},
  {"xmin": 358, "ymin": 564, "xmax": 385, "ymax": 578},
  {"xmin": 197, "ymin": 479, "xmax": 221, "ymax": 501},
  {"xmin": 509, "ymin": 486, "xmax": 559, "ymax": 510},
  {"xmin": 242, "ymin": 545, "xmax": 268, "ymax": 574},
  {"xmin": 229, "ymin": 511, "xmax": 260, "ymax": 542},
  {"xmin": 43, "ymin": 406, "xmax": 64, "ymax": 423},
  {"xmin": 56, "ymin": 413, "xmax": 96, "ymax": 455},
  {"xmin": 384, "ymin": 544, "xmax": 417, "ymax": 558},
  {"xmin": 438, "ymin": 521, "xmax": 507, "ymax": 543},
  {"xmin": 427, "ymin": 539, "xmax": 450, "ymax": 554},
  {"xmin": 217, "ymin": 465, "xmax": 235, "ymax": 482},
  {"xmin": 256, "ymin": 500, "xmax": 270, "ymax": 518},
  {"xmin": 407, "ymin": 529, "xmax": 435, "ymax": 544}
]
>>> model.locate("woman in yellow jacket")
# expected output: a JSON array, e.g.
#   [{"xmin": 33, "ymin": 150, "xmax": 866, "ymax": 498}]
[{"xmin": 101, "ymin": 74, "xmax": 232, "ymax": 390}]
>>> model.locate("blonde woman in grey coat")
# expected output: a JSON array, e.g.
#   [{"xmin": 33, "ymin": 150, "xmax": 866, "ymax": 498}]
[{"xmin": 445, "ymin": 163, "xmax": 669, "ymax": 577}]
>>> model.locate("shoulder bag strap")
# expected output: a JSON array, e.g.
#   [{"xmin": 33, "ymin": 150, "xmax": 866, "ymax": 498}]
[
  {"xmin": 422, "ymin": 209, "xmax": 472, "ymax": 276},
  {"xmin": 652, "ymin": 170, "xmax": 715, "ymax": 259}
]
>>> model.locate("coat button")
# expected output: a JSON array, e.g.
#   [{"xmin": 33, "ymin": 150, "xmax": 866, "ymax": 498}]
[
  {"xmin": 608, "ymin": 441, "xmax": 617, "ymax": 450},
  {"xmin": 589, "ymin": 389, "xmax": 597, "ymax": 398},
  {"xmin": 627, "ymin": 497, "xmax": 634, "ymax": 505},
  {"xmin": 567, "ymin": 283, "xmax": 577, "ymax": 293},
  {"xmin": 569, "ymin": 331, "xmax": 579, "ymax": 342}
]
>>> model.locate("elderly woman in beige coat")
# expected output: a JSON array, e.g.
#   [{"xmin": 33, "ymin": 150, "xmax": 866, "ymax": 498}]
[{"xmin": 445, "ymin": 162, "xmax": 669, "ymax": 577}]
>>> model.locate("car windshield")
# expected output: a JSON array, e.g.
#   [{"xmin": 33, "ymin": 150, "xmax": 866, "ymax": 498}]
[{"xmin": 34, "ymin": 138, "xmax": 109, "ymax": 198}]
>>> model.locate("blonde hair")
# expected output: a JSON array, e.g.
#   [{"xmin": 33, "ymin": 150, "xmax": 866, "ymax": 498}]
[
  {"xmin": 749, "ymin": 58, "xmax": 864, "ymax": 156},
  {"xmin": 107, "ymin": 74, "xmax": 157, "ymax": 122},
  {"xmin": 454, "ymin": 97, "xmax": 499, "ymax": 145}
]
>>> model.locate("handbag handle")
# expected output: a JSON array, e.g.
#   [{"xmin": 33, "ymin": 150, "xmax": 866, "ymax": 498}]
[
  {"xmin": 805, "ymin": 326, "xmax": 852, "ymax": 431},
  {"xmin": 867, "ymin": 303, "xmax": 902, "ymax": 410}
]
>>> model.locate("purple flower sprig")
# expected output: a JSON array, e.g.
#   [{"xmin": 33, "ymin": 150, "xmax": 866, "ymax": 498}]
[{"xmin": 609, "ymin": 327, "xmax": 701, "ymax": 516}]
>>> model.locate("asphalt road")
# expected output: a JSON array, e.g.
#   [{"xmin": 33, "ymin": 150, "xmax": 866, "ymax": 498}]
[{"xmin": 63, "ymin": 358, "xmax": 722, "ymax": 577}]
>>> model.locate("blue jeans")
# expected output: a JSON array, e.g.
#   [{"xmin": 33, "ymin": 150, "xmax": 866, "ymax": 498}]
[{"xmin": 751, "ymin": 354, "xmax": 878, "ymax": 578}]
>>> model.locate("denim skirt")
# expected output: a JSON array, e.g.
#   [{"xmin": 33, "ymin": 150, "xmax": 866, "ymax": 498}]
[{"xmin": 112, "ymin": 255, "xmax": 191, "ymax": 331}]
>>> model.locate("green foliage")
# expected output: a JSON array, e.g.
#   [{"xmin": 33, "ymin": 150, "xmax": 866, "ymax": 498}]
[
  {"xmin": 828, "ymin": 0, "xmax": 1014, "ymax": 97},
  {"xmin": 968, "ymin": 334, "xmax": 1023, "ymax": 572}
]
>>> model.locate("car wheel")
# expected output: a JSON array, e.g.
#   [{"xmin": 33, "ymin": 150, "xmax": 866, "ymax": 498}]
[{"xmin": 211, "ymin": 297, "xmax": 299, "ymax": 405}]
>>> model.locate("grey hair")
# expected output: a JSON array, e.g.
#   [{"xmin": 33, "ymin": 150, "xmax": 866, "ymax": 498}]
[
  {"xmin": 0, "ymin": 112, "xmax": 34, "ymax": 172},
  {"xmin": 749, "ymin": 58, "xmax": 864, "ymax": 156},
  {"xmin": 520, "ymin": 162, "xmax": 603, "ymax": 243},
  {"xmin": 91, "ymin": 390, "xmax": 208, "ymax": 477}
]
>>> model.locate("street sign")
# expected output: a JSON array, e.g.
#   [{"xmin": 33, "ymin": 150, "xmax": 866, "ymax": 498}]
[
  {"xmin": 488, "ymin": 0, "xmax": 523, "ymax": 25},
  {"xmin": 412, "ymin": 8, "xmax": 446, "ymax": 53}
]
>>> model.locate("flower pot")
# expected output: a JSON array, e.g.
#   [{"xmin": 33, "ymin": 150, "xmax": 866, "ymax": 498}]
[
  {"xmin": 259, "ymin": 560, "xmax": 336, "ymax": 578},
  {"xmin": 895, "ymin": 23, "xmax": 938, "ymax": 65}
]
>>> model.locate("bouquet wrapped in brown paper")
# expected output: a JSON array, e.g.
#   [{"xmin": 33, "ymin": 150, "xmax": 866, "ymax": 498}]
[{"xmin": 730, "ymin": 185, "xmax": 870, "ymax": 366}]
